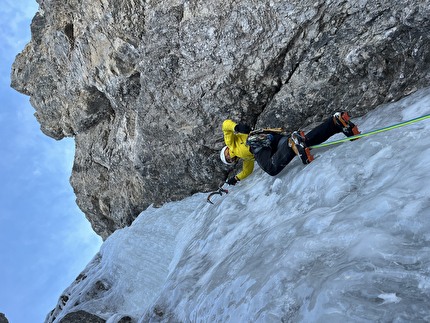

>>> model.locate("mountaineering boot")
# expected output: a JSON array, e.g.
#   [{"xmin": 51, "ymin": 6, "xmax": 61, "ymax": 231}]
[
  {"xmin": 288, "ymin": 131, "xmax": 314, "ymax": 164},
  {"xmin": 246, "ymin": 132, "xmax": 275, "ymax": 154},
  {"xmin": 333, "ymin": 112, "xmax": 360, "ymax": 137}
]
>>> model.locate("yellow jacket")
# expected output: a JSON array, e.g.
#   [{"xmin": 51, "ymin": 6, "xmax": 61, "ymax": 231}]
[{"xmin": 222, "ymin": 120, "xmax": 255, "ymax": 180}]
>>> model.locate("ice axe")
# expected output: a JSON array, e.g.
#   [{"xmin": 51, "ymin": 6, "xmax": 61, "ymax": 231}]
[{"xmin": 207, "ymin": 183, "xmax": 229, "ymax": 204}]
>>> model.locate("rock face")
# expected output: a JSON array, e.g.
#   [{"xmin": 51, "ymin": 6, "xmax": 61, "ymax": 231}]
[
  {"xmin": 11, "ymin": 0, "xmax": 430, "ymax": 238},
  {"xmin": 58, "ymin": 310, "xmax": 105, "ymax": 323},
  {"xmin": 0, "ymin": 313, "xmax": 9, "ymax": 323}
]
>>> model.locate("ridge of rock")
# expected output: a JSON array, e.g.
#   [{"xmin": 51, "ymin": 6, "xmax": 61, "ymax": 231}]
[{"xmin": 11, "ymin": 0, "xmax": 430, "ymax": 238}]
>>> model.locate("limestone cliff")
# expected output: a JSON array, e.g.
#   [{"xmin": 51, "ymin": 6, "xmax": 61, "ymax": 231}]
[{"xmin": 11, "ymin": 0, "xmax": 430, "ymax": 238}]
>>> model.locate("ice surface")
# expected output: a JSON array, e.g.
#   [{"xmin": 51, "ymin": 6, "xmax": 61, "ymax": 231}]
[{"xmin": 49, "ymin": 87, "xmax": 430, "ymax": 323}]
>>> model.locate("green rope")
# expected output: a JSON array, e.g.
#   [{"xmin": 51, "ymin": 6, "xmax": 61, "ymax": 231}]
[{"xmin": 310, "ymin": 113, "xmax": 430, "ymax": 149}]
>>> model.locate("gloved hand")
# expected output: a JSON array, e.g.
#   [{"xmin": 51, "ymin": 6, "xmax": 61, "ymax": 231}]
[
  {"xmin": 235, "ymin": 123, "xmax": 251, "ymax": 134},
  {"xmin": 226, "ymin": 176, "xmax": 239, "ymax": 186}
]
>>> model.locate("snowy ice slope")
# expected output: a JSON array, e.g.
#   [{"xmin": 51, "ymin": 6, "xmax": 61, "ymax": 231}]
[{"xmin": 48, "ymin": 87, "xmax": 430, "ymax": 323}]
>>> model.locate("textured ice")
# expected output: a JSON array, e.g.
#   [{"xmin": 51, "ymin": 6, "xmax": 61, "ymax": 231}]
[{"xmin": 49, "ymin": 87, "xmax": 430, "ymax": 323}]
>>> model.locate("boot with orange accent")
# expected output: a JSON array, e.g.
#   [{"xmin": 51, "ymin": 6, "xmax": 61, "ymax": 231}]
[
  {"xmin": 288, "ymin": 131, "xmax": 314, "ymax": 164},
  {"xmin": 333, "ymin": 112, "xmax": 360, "ymax": 137}
]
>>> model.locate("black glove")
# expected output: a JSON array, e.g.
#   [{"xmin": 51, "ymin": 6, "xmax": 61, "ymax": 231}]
[
  {"xmin": 235, "ymin": 123, "xmax": 251, "ymax": 134},
  {"xmin": 226, "ymin": 176, "xmax": 239, "ymax": 186}
]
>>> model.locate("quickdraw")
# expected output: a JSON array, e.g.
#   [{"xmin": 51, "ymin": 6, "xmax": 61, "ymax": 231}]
[{"xmin": 207, "ymin": 185, "xmax": 229, "ymax": 204}]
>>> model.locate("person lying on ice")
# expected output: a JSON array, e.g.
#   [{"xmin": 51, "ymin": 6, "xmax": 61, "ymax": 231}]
[{"xmin": 220, "ymin": 112, "xmax": 360, "ymax": 185}]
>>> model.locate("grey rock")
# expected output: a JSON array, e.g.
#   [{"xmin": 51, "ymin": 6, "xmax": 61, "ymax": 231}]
[
  {"xmin": 0, "ymin": 313, "xmax": 9, "ymax": 323},
  {"xmin": 58, "ymin": 310, "xmax": 105, "ymax": 323},
  {"xmin": 11, "ymin": 0, "xmax": 430, "ymax": 238},
  {"xmin": 117, "ymin": 316, "xmax": 133, "ymax": 323}
]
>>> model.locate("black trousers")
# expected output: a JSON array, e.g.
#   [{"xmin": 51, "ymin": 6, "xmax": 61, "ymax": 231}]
[{"xmin": 253, "ymin": 116, "xmax": 341, "ymax": 176}]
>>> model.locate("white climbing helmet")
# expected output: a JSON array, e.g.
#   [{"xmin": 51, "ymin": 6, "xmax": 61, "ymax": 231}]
[{"xmin": 220, "ymin": 146, "xmax": 236, "ymax": 165}]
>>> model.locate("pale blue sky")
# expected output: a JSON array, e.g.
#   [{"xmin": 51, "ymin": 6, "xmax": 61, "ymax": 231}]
[{"xmin": 0, "ymin": 1, "xmax": 102, "ymax": 322}]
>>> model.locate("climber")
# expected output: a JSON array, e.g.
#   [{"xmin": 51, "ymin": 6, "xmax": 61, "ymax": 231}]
[{"xmin": 220, "ymin": 112, "xmax": 360, "ymax": 185}]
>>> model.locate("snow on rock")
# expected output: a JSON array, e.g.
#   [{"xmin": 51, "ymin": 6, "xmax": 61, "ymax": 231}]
[{"xmin": 47, "ymin": 87, "xmax": 430, "ymax": 322}]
